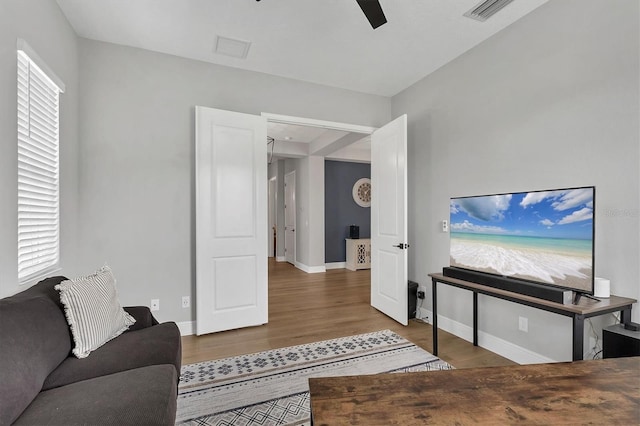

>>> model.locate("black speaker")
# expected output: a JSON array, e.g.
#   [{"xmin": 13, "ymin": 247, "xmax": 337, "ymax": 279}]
[
  {"xmin": 349, "ymin": 225, "xmax": 360, "ymax": 239},
  {"xmin": 442, "ymin": 267, "xmax": 573, "ymax": 305},
  {"xmin": 408, "ymin": 280, "xmax": 418, "ymax": 320},
  {"xmin": 603, "ymin": 324, "xmax": 640, "ymax": 358}
]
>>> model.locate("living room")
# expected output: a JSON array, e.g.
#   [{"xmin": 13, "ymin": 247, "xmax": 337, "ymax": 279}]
[{"xmin": 1, "ymin": 0, "xmax": 638, "ymax": 400}]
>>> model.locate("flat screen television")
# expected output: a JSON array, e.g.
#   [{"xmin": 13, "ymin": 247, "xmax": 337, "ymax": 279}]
[{"xmin": 449, "ymin": 186, "xmax": 595, "ymax": 294}]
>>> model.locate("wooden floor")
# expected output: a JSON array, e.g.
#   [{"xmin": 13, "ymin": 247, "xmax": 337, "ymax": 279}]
[{"xmin": 181, "ymin": 259, "xmax": 516, "ymax": 369}]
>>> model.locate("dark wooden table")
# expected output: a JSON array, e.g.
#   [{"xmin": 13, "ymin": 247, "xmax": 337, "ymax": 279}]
[{"xmin": 309, "ymin": 357, "xmax": 640, "ymax": 425}]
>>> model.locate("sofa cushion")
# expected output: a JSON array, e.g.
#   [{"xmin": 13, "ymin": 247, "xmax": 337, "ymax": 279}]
[
  {"xmin": 14, "ymin": 365, "xmax": 178, "ymax": 425},
  {"xmin": 55, "ymin": 265, "xmax": 135, "ymax": 358},
  {"xmin": 16, "ymin": 275, "xmax": 68, "ymax": 309},
  {"xmin": 42, "ymin": 321, "xmax": 182, "ymax": 390},
  {"xmin": 0, "ymin": 295, "xmax": 72, "ymax": 425}
]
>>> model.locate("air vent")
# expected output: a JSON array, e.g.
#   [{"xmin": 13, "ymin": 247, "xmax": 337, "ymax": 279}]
[
  {"xmin": 214, "ymin": 35, "xmax": 251, "ymax": 59},
  {"xmin": 464, "ymin": 0, "xmax": 516, "ymax": 22}
]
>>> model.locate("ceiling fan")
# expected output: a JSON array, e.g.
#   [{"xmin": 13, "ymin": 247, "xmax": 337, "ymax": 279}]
[
  {"xmin": 255, "ymin": 0, "xmax": 387, "ymax": 30},
  {"xmin": 356, "ymin": 0, "xmax": 387, "ymax": 29}
]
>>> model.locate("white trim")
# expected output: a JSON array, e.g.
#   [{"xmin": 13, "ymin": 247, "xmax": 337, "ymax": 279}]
[
  {"xmin": 325, "ymin": 262, "xmax": 346, "ymax": 270},
  {"xmin": 419, "ymin": 308, "xmax": 557, "ymax": 365},
  {"xmin": 177, "ymin": 321, "xmax": 195, "ymax": 336},
  {"xmin": 16, "ymin": 39, "xmax": 65, "ymax": 92},
  {"xmin": 295, "ymin": 262, "xmax": 326, "ymax": 274},
  {"xmin": 276, "ymin": 256, "xmax": 286, "ymax": 262},
  {"xmin": 262, "ymin": 112, "xmax": 376, "ymax": 135}
]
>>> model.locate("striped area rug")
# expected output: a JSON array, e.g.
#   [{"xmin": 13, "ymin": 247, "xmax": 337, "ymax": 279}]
[{"xmin": 176, "ymin": 330, "xmax": 453, "ymax": 425}]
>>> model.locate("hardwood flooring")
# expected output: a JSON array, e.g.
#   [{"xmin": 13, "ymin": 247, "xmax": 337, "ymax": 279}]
[{"xmin": 181, "ymin": 259, "xmax": 516, "ymax": 369}]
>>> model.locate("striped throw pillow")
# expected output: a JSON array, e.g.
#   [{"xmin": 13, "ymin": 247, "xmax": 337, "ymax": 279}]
[{"xmin": 55, "ymin": 265, "xmax": 135, "ymax": 358}]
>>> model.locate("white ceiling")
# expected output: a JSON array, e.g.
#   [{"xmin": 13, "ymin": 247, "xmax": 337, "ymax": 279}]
[
  {"xmin": 56, "ymin": 0, "xmax": 549, "ymax": 97},
  {"xmin": 267, "ymin": 121, "xmax": 371, "ymax": 162}
]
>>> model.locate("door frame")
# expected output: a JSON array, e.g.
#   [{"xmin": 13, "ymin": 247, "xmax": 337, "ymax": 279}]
[
  {"xmin": 263, "ymin": 112, "xmax": 378, "ymax": 270},
  {"xmin": 263, "ymin": 113, "xmax": 376, "ymax": 135},
  {"xmin": 268, "ymin": 176, "xmax": 277, "ymax": 258}
]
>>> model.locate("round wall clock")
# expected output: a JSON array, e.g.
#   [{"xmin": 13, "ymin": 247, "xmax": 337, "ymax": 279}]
[{"xmin": 352, "ymin": 178, "xmax": 371, "ymax": 208}]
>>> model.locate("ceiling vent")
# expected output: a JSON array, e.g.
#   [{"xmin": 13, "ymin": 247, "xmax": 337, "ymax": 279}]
[
  {"xmin": 464, "ymin": 0, "xmax": 516, "ymax": 22},
  {"xmin": 214, "ymin": 35, "xmax": 251, "ymax": 59}
]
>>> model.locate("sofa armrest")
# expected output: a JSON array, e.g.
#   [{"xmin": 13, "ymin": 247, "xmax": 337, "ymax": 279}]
[{"xmin": 123, "ymin": 306, "xmax": 159, "ymax": 331}]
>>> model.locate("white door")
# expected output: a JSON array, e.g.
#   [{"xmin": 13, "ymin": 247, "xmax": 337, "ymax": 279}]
[
  {"xmin": 195, "ymin": 106, "xmax": 268, "ymax": 335},
  {"xmin": 370, "ymin": 115, "xmax": 408, "ymax": 325},
  {"xmin": 284, "ymin": 171, "xmax": 296, "ymax": 264}
]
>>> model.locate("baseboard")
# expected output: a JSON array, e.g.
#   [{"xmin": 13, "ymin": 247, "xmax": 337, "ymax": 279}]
[
  {"xmin": 177, "ymin": 321, "xmax": 195, "ymax": 336},
  {"xmin": 418, "ymin": 308, "xmax": 555, "ymax": 365},
  {"xmin": 295, "ymin": 262, "xmax": 326, "ymax": 274},
  {"xmin": 325, "ymin": 262, "xmax": 346, "ymax": 270},
  {"xmin": 276, "ymin": 256, "xmax": 286, "ymax": 262}
]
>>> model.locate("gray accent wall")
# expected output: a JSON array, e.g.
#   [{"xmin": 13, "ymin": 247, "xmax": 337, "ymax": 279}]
[
  {"xmin": 393, "ymin": 0, "xmax": 639, "ymax": 361},
  {"xmin": 325, "ymin": 161, "xmax": 371, "ymax": 263}
]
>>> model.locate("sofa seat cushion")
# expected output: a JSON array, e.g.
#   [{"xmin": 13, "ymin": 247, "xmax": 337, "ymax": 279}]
[
  {"xmin": 14, "ymin": 364, "xmax": 178, "ymax": 426},
  {"xmin": 43, "ymin": 322, "xmax": 181, "ymax": 390},
  {"xmin": 0, "ymin": 295, "xmax": 72, "ymax": 425}
]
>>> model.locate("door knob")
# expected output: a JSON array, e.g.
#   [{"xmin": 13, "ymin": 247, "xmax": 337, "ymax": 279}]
[{"xmin": 393, "ymin": 243, "xmax": 409, "ymax": 249}]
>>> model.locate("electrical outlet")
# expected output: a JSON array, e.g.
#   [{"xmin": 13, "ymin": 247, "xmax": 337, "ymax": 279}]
[
  {"xmin": 150, "ymin": 299, "xmax": 159, "ymax": 311},
  {"xmin": 442, "ymin": 219, "xmax": 449, "ymax": 233},
  {"xmin": 182, "ymin": 296, "xmax": 190, "ymax": 308},
  {"xmin": 417, "ymin": 285, "xmax": 428, "ymax": 299},
  {"xmin": 518, "ymin": 316, "xmax": 528, "ymax": 332},
  {"xmin": 417, "ymin": 290, "xmax": 425, "ymax": 299}
]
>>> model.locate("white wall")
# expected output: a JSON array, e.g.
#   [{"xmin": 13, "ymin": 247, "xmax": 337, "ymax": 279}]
[
  {"xmin": 393, "ymin": 0, "xmax": 639, "ymax": 362},
  {"xmin": 268, "ymin": 159, "xmax": 286, "ymax": 259},
  {"xmin": 279, "ymin": 156, "xmax": 326, "ymax": 272},
  {"xmin": 77, "ymin": 38, "xmax": 391, "ymax": 322},
  {"xmin": 294, "ymin": 156, "xmax": 325, "ymax": 272},
  {"xmin": 0, "ymin": 1, "xmax": 81, "ymax": 297}
]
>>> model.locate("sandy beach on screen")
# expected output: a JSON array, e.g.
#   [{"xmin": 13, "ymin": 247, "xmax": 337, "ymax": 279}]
[{"xmin": 450, "ymin": 239, "xmax": 593, "ymax": 292}]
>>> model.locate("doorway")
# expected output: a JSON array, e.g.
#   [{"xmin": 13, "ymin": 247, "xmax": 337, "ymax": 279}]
[
  {"xmin": 264, "ymin": 113, "xmax": 409, "ymax": 325},
  {"xmin": 264, "ymin": 113, "xmax": 375, "ymax": 273},
  {"xmin": 268, "ymin": 177, "xmax": 277, "ymax": 258},
  {"xmin": 195, "ymin": 108, "xmax": 407, "ymax": 336}
]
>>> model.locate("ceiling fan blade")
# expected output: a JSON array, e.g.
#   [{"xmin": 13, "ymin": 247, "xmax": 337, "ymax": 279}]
[{"xmin": 356, "ymin": 0, "xmax": 387, "ymax": 29}]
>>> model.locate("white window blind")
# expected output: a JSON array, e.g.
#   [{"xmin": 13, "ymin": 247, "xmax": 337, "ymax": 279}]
[{"xmin": 17, "ymin": 45, "xmax": 64, "ymax": 284}]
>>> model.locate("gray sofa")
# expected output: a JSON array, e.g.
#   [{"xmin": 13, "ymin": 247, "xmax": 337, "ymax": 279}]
[{"xmin": 0, "ymin": 276, "xmax": 182, "ymax": 425}]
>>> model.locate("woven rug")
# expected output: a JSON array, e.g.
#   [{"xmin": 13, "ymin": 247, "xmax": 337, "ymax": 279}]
[{"xmin": 176, "ymin": 329, "xmax": 453, "ymax": 425}]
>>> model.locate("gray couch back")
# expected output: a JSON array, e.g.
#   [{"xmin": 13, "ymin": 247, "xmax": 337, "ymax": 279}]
[{"xmin": 0, "ymin": 277, "xmax": 72, "ymax": 424}]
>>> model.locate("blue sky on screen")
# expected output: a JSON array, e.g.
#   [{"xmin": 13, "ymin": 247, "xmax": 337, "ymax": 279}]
[{"xmin": 450, "ymin": 188, "xmax": 594, "ymax": 240}]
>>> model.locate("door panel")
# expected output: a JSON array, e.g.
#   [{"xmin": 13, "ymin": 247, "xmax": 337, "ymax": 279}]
[
  {"xmin": 212, "ymin": 127, "xmax": 256, "ymax": 237},
  {"xmin": 371, "ymin": 115, "xmax": 408, "ymax": 325},
  {"xmin": 195, "ymin": 106, "xmax": 268, "ymax": 335}
]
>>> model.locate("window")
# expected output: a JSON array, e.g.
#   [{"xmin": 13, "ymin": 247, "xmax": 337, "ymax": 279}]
[{"xmin": 17, "ymin": 40, "xmax": 65, "ymax": 284}]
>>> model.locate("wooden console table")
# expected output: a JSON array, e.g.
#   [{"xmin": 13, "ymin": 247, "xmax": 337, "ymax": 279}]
[
  {"xmin": 429, "ymin": 273, "xmax": 637, "ymax": 361},
  {"xmin": 309, "ymin": 357, "xmax": 640, "ymax": 425}
]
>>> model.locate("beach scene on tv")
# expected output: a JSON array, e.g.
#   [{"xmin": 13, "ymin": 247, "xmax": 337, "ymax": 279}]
[{"xmin": 450, "ymin": 187, "xmax": 594, "ymax": 292}]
